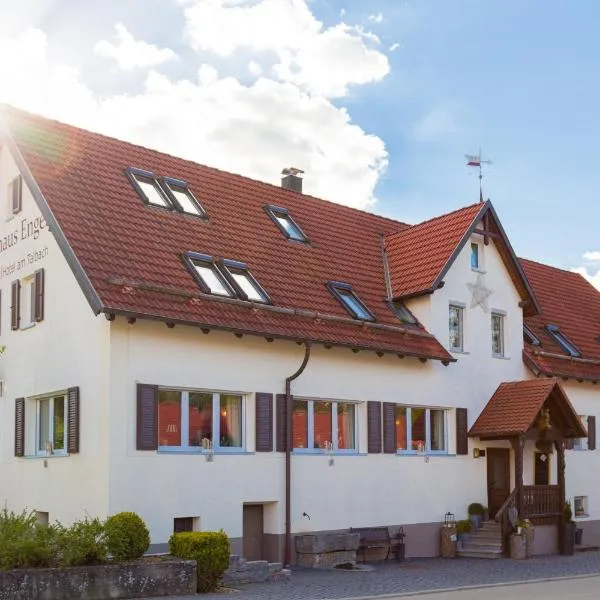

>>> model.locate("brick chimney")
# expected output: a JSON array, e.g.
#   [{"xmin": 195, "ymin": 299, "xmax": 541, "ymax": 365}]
[{"xmin": 281, "ymin": 167, "xmax": 304, "ymax": 193}]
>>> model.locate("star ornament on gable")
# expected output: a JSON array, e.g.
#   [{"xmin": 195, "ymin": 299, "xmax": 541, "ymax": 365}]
[{"xmin": 467, "ymin": 273, "xmax": 493, "ymax": 312}]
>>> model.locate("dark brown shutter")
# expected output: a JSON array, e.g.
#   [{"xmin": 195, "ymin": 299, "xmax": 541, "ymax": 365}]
[
  {"xmin": 456, "ymin": 408, "xmax": 469, "ymax": 455},
  {"xmin": 11, "ymin": 280, "xmax": 20, "ymax": 330},
  {"xmin": 255, "ymin": 393, "xmax": 273, "ymax": 452},
  {"xmin": 276, "ymin": 394, "xmax": 288, "ymax": 452},
  {"xmin": 137, "ymin": 384, "xmax": 158, "ymax": 450},
  {"xmin": 11, "ymin": 175, "xmax": 22, "ymax": 214},
  {"xmin": 34, "ymin": 269, "xmax": 45, "ymax": 322},
  {"xmin": 15, "ymin": 398, "xmax": 25, "ymax": 457},
  {"xmin": 367, "ymin": 401, "xmax": 382, "ymax": 453},
  {"xmin": 67, "ymin": 387, "xmax": 80, "ymax": 454},
  {"xmin": 587, "ymin": 416, "xmax": 596, "ymax": 451},
  {"xmin": 382, "ymin": 402, "xmax": 397, "ymax": 454}
]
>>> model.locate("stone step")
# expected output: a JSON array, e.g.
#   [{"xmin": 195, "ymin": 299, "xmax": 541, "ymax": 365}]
[
  {"xmin": 457, "ymin": 549, "xmax": 503, "ymax": 559},
  {"xmin": 268, "ymin": 562, "xmax": 283, "ymax": 573},
  {"xmin": 470, "ymin": 533, "xmax": 502, "ymax": 542},
  {"xmin": 460, "ymin": 542, "xmax": 503, "ymax": 553},
  {"xmin": 270, "ymin": 568, "xmax": 292, "ymax": 582}
]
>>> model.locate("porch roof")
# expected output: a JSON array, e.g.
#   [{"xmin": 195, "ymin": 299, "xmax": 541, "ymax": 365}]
[{"xmin": 469, "ymin": 378, "xmax": 587, "ymax": 439}]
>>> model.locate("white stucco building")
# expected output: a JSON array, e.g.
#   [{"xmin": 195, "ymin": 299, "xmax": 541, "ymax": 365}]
[{"xmin": 0, "ymin": 105, "xmax": 598, "ymax": 562}]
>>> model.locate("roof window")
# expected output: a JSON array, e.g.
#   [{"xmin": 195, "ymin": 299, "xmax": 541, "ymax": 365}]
[
  {"xmin": 127, "ymin": 168, "xmax": 171, "ymax": 208},
  {"xmin": 163, "ymin": 177, "xmax": 206, "ymax": 217},
  {"xmin": 389, "ymin": 300, "xmax": 418, "ymax": 325},
  {"xmin": 265, "ymin": 205, "xmax": 307, "ymax": 242},
  {"xmin": 185, "ymin": 253, "xmax": 269, "ymax": 303},
  {"xmin": 327, "ymin": 281, "xmax": 374, "ymax": 321},
  {"xmin": 523, "ymin": 325, "xmax": 540, "ymax": 346},
  {"xmin": 545, "ymin": 324, "xmax": 580, "ymax": 357}
]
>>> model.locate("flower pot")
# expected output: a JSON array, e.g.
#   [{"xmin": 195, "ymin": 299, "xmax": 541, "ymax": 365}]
[
  {"xmin": 561, "ymin": 522, "xmax": 576, "ymax": 555},
  {"xmin": 469, "ymin": 514, "xmax": 482, "ymax": 530},
  {"xmin": 510, "ymin": 534, "xmax": 526, "ymax": 560},
  {"xmin": 457, "ymin": 533, "xmax": 470, "ymax": 549}
]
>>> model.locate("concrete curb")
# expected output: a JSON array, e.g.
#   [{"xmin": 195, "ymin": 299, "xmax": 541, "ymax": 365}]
[{"xmin": 319, "ymin": 572, "xmax": 600, "ymax": 600}]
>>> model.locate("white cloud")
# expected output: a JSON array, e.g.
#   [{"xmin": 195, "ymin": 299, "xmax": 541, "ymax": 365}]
[
  {"xmin": 182, "ymin": 0, "xmax": 389, "ymax": 98},
  {"xmin": 95, "ymin": 23, "xmax": 177, "ymax": 70},
  {"xmin": 0, "ymin": 26, "xmax": 387, "ymax": 210},
  {"xmin": 413, "ymin": 108, "xmax": 458, "ymax": 141},
  {"xmin": 247, "ymin": 60, "xmax": 263, "ymax": 76},
  {"xmin": 572, "ymin": 266, "xmax": 600, "ymax": 291},
  {"xmin": 583, "ymin": 251, "xmax": 600, "ymax": 262},
  {"xmin": 389, "ymin": 42, "xmax": 401, "ymax": 52},
  {"xmin": 368, "ymin": 13, "xmax": 384, "ymax": 24}
]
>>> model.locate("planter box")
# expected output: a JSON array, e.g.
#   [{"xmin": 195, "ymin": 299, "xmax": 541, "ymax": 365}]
[
  {"xmin": 0, "ymin": 558, "xmax": 196, "ymax": 600},
  {"xmin": 510, "ymin": 534, "xmax": 526, "ymax": 560}
]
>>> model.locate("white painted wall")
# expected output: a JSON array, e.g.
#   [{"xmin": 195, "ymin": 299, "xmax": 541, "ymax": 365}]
[{"xmin": 0, "ymin": 146, "xmax": 111, "ymax": 524}]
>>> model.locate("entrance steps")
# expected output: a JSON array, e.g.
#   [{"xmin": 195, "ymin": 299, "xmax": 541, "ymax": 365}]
[
  {"xmin": 456, "ymin": 520, "xmax": 503, "ymax": 559},
  {"xmin": 222, "ymin": 555, "xmax": 291, "ymax": 585}
]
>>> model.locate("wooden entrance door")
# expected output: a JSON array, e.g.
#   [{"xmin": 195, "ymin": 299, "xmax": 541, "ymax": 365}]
[
  {"xmin": 487, "ymin": 448, "xmax": 511, "ymax": 518},
  {"xmin": 243, "ymin": 504, "xmax": 264, "ymax": 561},
  {"xmin": 534, "ymin": 452, "xmax": 550, "ymax": 485}
]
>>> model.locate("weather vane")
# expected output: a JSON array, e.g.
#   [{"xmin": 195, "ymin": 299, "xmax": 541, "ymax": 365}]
[{"xmin": 465, "ymin": 150, "xmax": 492, "ymax": 203}]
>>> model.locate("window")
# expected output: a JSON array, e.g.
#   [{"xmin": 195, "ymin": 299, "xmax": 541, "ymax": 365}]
[
  {"xmin": 163, "ymin": 178, "xmax": 206, "ymax": 217},
  {"xmin": 37, "ymin": 394, "xmax": 67, "ymax": 454},
  {"xmin": 173, "ymin": 517, "xmax": 197, "ymax": 533},
  {"xmin": 574, "ymin": 496, "xmax": 588, "ymax": 517},
  {"xmin": 184, "ymin": 253, "xmax": 269, "ymax": 303},
  {"xmin": 389, "ymin": 300, "xmax": 418, "ymax": 325},
  {"xmin": 491, "ymin": 312, "xmax": 505, "ymax": 357},
  {"xmin": 158, "ymin": 389, "xmax": 244, "ymax": 451},
  {"xmin": 7, "ymin": 175, "xmax": 22, "ymax": 217},
  {"xmin": 523, "ymin": 325, "xmax": 540, "ymax": 346},
  {"xmin": 546, "ymin": 324, "xmax": 580, "ymax": 357},
  {"xmin": 395, "ymin": 406, "xmax": 446, "ymax": 453},
  {"xmin": 449, "ymin": 304, "xmax": 464, "ymax": 352},
  {"xmin": 327, "ymin": 281, "xmax": 374, "ymax": 321},
  {"xmin": 573, "ymin": 416, "xmax": 589, "ymax": 451},
  {"xmin": 127, "ymin": 168, "xmax": 171, "ymax": 208},
  {"xmin": 11, "ymin": 269, "xmax": 44, "ymax": 330},
  {"xmin": 292, "ymin": 399, "xmax": 356, "ymax": 452},
  {"xmin": 265, "ymin": 205, "xmax": 307, "ymax": 242},
  {"xmin": 470, "ymin": 243, "xmax": 480, "ymax": 269}
]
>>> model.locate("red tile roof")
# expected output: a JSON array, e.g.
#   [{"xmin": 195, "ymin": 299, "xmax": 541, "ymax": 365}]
[
  {"xmin": 385, "ymin": 202, "xmax": 484, "ymax": 297},
  {"xmin": 469, "ymin": 379, "xmax": 586, "ymax": 438},
  {"xmin": 521, "ymin": 259, "xmax": 600, "ymax": 382},
  {"xmin": 0, "ymin": 105, "xmax": 452, "ymax": 362}
]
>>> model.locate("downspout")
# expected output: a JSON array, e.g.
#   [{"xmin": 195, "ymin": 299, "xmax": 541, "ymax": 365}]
[{"xmin": 284, "ymin": 341, "xmax": 311, "ymax": 567}]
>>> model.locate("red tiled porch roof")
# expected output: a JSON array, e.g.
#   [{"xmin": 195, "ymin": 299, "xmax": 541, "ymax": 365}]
[{"xmin": 469, "ymin": 379, "xmax": 587, "ymax": 439}]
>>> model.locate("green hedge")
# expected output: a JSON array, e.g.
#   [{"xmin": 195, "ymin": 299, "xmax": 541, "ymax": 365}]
[
  {"xmin": 105, "ymin": 512, "xmax": 150, "ymax": 562},
  {"xmin": 169, "ymin": 531, "xmax": 230, "ymax": 593}
]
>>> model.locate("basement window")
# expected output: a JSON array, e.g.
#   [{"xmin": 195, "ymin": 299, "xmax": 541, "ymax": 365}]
[
  {"xmin": 327, "ymin": 281, "xmax": 375, "ymax": 321},
  {"xmin": 221, "ymin": 260, "xmax": 270, "ymax": 303},
  {"xmin": 265, "ymin": 205, "xmax": 307, "ymax": 242},
  {"xmin": 126, "ymin": 168, "xmax": 171, "ymax": 208},
  {"xmin": 185, "ymin": 253, "xmax": 234, "ymax": 297},
  {"xmin": 389, "ymin": 300, "xmax": 417, "ymax": 325},
  {"xmin": 545, "ymin": 324, "xmax": 581, "ymax": 357},
  {"xmin": 163, "ymin": 177, "xmax": 206, "ymax": 217},
  {"xmin": 523, "ymin": 325, "xmax": 541, "ymax": 346}
]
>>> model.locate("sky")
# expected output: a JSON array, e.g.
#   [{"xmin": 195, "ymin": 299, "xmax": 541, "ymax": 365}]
[{"xmin": 0, "ymin": 0, "xmax": 598, "ymax": 288}]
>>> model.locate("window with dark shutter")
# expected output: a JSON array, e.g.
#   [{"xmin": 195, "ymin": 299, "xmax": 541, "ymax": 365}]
[
  {"xmin": 588, "ymin": 415, "xmax": 596, "ymax": 451},
  {"xmin": 382, "ymin": 402, "xmax": 397, "ymax": 454},
  {"xmin": 276, "ymin": 394, "xmax": 288, "ymax": 452},
  {"xmin": 137, "ymin": 384, "xmax": 158, "ymax": 450},
  {"xmin": 15, "ymin": 398, "xmax": 25, "ymax": 457},
  {"xmin": 11, "ymin": 280, "xmax": 20, "ymax": 330},
  {"xmin": 455, "ymin": 408, "xmax": 468, "ymax": 455},
  {"xmin": 10, "ymin": 175, "xmax": 22, "ymax": 215},
  {"xmin": 255, "ymin": 393, "xmax": 273, "ymax": 452},
  {"xmin": 367, "ymin": 401, "xmax": 382, "ymax": 453},
  {"xmin": 34, "ymin": 269, "xmax": 45, "ymax": 322},
  {"xmin": 67, "ymin": 387, "xmax": 80, "ymax": 454}
]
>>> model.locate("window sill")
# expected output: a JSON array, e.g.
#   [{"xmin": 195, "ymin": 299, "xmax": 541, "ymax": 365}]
[
  {"xmin": 450, "ymin": 349, "xmax": 469, "ymax": 355},
  {"xmin": 19, "ymin": 323, "xmax": 37, "ymax": 331},
  {"xmin": 292, "ymin": 449, "xmax": 359, "ymax": 456},
  {"xmin": 492, "ymin": 354, "xmax": 510, "ymax": 360},
  {"xmin": 157, "ymin": 448, "xmax": 252, "ymax": 455},
  {"xmin": 396, "ymin": 451, "xmax": 450, "ymax": 457},
  {"xmin": 24, "ymin": 452, "xmax": 69, "ymax": 459},
  {"xmin": 471, "ymin": 268, "xmax": 486, "ymax": 274}
]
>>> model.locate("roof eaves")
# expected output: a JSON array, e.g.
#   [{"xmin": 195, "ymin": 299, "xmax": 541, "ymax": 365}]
[{"xmin": 0, "ymin": 112, "xmax": 104, "ymax": 315}]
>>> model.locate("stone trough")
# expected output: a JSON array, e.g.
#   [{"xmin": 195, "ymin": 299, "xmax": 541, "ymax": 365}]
[{"xmin": 295, "ymin": 532, "xmax": 360, "ymax": 568}]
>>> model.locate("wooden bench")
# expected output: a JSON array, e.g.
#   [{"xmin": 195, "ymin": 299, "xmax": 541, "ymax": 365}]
[{"xmin": 350, "ymin": 526, "xmax": 404, "ymax": 563}]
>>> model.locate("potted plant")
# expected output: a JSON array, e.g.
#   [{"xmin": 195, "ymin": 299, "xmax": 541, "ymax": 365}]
[
  {"xmin": 561, "ymin": 500, "xmax": 576, "ymax": 555},
  {"xmin": 519, "ymin": 519, "xmax": 535, "ymax": 558},
  {"xmin": 468, "ymin": 503, "xmax": 485, "ymax": 530},
  {"xmin": 456, "ymin": 520, "xmax": 471, "ymax": 549},
  {"xmin": 510, "ymin": 528, "xmax": 526, "ymax": 560}
]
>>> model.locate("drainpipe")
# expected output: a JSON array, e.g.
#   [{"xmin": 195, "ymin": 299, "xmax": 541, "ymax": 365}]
[{"xmin": 284, "ymin": 341, "xmax": 311, "ymax": 567}]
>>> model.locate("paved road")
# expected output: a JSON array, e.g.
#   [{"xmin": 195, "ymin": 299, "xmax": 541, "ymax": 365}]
[
  {"xmin": 391, "ymin": 575, "xmax": 600, "ymax": 600},
  {"xmin": 141, "ymin": 552, "xmax": 600, "ymax": 600}
]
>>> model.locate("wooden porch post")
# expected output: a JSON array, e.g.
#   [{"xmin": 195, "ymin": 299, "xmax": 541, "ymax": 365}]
[
  {"xmin": 511, "ymin": 435, "xmax": 525, "ymax": 517},
  {"xmin": 555, "ymin": 439, "xmax": 566, "ymax": 553}
]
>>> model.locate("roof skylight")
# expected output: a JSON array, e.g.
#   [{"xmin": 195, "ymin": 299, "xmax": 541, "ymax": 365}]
[
  {"xmin": 389, "ymin": 300, "xmax": 418, "ymax": 325},
  {"xmin": 545, "ymin": 324, "xmax": 580, "ymax": 357},
  {"xmin": 221, "ymin": 260, "xmax": 269, "ymax": 303},
  {"xmin": 523, "ymin": 325, "xmax": 540, "ymax": 346},
  {"xmin": 127, "ymin": 169, "xmax": 171, "ymax": 208},
  {"xmin": 265, "ymin": 205, "xmax": 307, "ymax": 242},
  {"xmin": 163, "ymin": 177, "xmax": 206, "ymax": 217},
  {"xmin": 327, "ymin": 281, "xmax": 375, "ymax": 321},
  {"xmin": 187, "ymin": 254, "xmax": 233, "ymax": 297}
]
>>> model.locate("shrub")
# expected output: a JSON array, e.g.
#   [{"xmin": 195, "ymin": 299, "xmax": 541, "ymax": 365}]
[
  {"xmin": 456, "ymin": 520, "xmax": 471, "ymax": 535},
  {"xmin": 169, "ymin": 531, "xmax": 230, "ymax": 593},
  {"xmin": 55, "ymin": 517, "xmax": 107, "ymax": 566},
  {"xmin": 468, "ymin": 502, "xmax": 485, "ymax": 515},
  {"xmin": 105, "ymin": 512, "xmax": 150, "ymax": 562}
]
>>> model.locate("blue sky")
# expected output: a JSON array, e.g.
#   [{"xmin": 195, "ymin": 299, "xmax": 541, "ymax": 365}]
[{"xmin": 0, "ymin": 0, "xmax": 598, "ymax": 283}]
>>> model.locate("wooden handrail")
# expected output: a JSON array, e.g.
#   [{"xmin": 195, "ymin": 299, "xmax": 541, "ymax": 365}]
[{"xmin": 494, "ymin": 488, "xmax": 517, "ymax": 523}]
